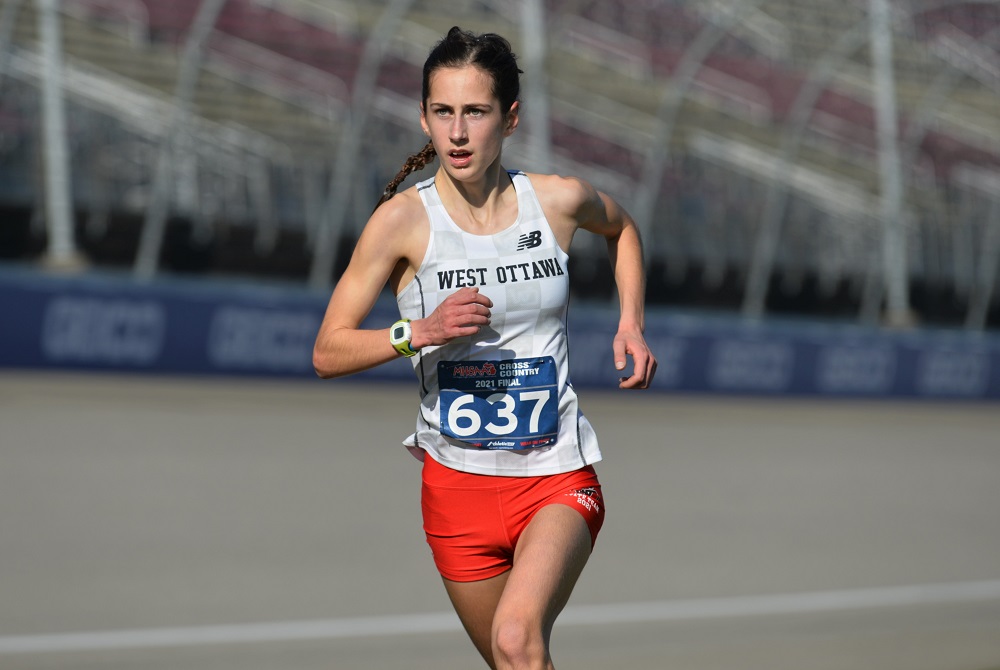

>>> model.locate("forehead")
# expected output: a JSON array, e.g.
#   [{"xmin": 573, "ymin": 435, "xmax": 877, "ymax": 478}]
[{"xmin": 426, "ymin": 66, "xmax": 495, "ymax": 103}]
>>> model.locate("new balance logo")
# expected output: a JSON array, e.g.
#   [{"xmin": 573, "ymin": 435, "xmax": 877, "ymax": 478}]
[{"xmin": 516, "ymin": 230, "xmax": 542, "ymax": 250}]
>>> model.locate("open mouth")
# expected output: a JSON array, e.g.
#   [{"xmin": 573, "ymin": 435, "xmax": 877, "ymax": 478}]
[{"xmin": 448, "ymin": 150, "xmax": 472, "ymax": 167}]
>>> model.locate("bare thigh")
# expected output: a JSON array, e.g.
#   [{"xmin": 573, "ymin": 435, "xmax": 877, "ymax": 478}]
[
  {"xmin": 443, "ymin": 504, "xmax": 593, "ymax": 669},
  {"xmin": 444, "ymin": 571, "xmax": 509, "ymax": 668},
  {"xmin": 499, "ymin": 504, "xmax": 593, "ymax": 637}
]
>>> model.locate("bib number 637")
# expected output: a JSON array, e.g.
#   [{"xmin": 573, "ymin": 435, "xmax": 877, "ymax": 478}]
[
  {"xmin": 438, "ymin": 357, "xmax": 560, "ymax": 449},
  {"xmin": 447, "ymin": 390, "xmax": 551, "ymax": 438}
]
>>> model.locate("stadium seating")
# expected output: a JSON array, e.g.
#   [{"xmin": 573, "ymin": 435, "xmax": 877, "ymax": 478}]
[{"xmin": 2, "ymin": 0, "xmax": 999, "ymax": 326}]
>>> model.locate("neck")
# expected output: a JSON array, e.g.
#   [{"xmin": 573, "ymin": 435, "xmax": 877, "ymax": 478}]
[
  {"xmin": 435, "ymin": 162, "xmax": 516, "ymax": 231},
  {"xmin": 436, "ymin": 159, "xmax": 506, "ymax": 206}
]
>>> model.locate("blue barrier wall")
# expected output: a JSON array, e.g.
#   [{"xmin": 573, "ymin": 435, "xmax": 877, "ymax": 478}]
[{"xmin": 2, "ymin": 266, "xmax": 998, "ymax": 399}]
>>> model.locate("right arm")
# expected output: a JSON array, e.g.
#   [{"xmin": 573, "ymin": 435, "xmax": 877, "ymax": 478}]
[{"xmin": 312, "ymin": 194, "xmax": 493, "ymax": 379}]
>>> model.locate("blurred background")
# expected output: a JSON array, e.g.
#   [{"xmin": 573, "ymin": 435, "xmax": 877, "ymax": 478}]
[
  {"xmin": 2, "ymin": 0, "xmax": 1000, "ymax": 328},
  {"xmin": 2, "ymin": 3, "xmax": 1000, "ymax": 669}
]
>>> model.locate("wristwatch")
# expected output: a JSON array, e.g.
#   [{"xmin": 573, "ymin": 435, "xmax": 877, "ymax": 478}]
[{"xmin": 390, "ymin": 318, "xmax": 418, "ymax": 357}]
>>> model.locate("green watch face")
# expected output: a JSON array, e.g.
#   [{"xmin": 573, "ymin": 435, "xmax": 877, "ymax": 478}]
[{"xmin": 392, "ymin": 325, "xmax": 406, "ymax": 340}]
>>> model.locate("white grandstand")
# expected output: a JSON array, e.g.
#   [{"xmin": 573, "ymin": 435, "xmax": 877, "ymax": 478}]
[{"xmin": 1, "ymin": 0, "xmax": 999, "ymax": 328}]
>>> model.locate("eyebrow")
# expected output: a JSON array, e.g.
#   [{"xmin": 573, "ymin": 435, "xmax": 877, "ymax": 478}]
[{"xmin": 427, "ymin": 101, "xmax": 493, "ymax": 110}]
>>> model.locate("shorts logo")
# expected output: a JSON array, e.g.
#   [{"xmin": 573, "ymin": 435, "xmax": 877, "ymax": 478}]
[
  {"xmin": 516, "ymin": 230, "xmax": 542, "ymax": 250},
  {"xmin": 567, "ymin": 487, "xmax": 601, "ymax": 514}
]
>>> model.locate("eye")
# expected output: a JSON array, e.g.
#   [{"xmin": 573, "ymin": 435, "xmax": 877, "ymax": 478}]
[{"xmin": 467, "ymin": 108, "xmax": 484, "ymax": 118}]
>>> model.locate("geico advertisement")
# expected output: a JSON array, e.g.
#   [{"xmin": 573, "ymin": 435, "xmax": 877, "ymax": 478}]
[
  {"xmin": 39, "ymin": 295, "xmax": 321, "ymax": 374},
  {"xmin": 207, "ymin": 306, "xmax": 319, "ymax": 372},
  {"xmin": 6, "ymin": 279, "xmax": 997, "ymax": 396},
  {"xmin": 42, "ymin": 296, "xmax": 166, "ymax": 365}
]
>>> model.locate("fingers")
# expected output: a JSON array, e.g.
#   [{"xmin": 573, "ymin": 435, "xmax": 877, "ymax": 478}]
[
  {"xmin": 424, "ymin": 287, "xmax": 494, "ymax": 344},
  {"xmin": 614, "ymin": 333, "xmax": 657, "ymax": 390},
  {"xmin": 446, "ymin": 287, "xmax": 492, "ymax": 328},
  {"xmin": 447, "ymin": 286, "xmax": 493, "ymax": 310},
  {"xmin": 613, "ymin": 336, "xmax": 628, "ymax": 373},
  {"xmin": 619, "ymin": 353, "xmax": 657, "ymax": 389}
]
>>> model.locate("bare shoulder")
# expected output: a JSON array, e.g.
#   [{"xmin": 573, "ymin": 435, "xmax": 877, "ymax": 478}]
[
  {"xmin": 523, "ymin": 172, "xmax": 595, "ymax": 218},
  {"xmin": 356, "ymin": 186, "xmax": 429, "ymax": 267},
  {"xmin": 364, "ymin": 187, "xmax": 425, "ymax": 238},
  {"xmin": 522, "ymin": 172, "xmax": 610, "ymax": 247}
]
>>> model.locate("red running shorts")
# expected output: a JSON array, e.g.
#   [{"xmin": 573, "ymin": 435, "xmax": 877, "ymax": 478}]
[{"xmin": 420, "ymin": 455, "xmax": 606, "ymax": 582}]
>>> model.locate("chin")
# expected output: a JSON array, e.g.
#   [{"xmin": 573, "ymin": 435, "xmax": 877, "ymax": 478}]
[{"xmin": 444, "ymin": 166, "xmax": 479, "ymax": 180}]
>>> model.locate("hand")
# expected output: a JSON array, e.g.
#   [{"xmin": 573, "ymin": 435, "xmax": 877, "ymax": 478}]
[
  {"xmin": 613, "ymin": 328, "xmax": 657, "ymax": 389},
  {"xmin": 412, "ymin": 287, "xmax": 493, "ymax": 349}
]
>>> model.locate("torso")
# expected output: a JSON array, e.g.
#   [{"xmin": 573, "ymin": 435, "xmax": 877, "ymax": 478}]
[{"xmin": 394, "ymin": 170, "xmax": 602, "ymax": 477}]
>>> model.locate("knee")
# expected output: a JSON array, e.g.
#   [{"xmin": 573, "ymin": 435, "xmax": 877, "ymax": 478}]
[{"xmin": 491, "ymin": 615, "xmax": 548, "ymax": 670}]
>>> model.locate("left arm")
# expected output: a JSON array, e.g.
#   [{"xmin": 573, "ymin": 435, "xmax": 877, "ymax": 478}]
[{"xmin": 568, "ymin": 180, "xmax": 656, "ymax": 389}]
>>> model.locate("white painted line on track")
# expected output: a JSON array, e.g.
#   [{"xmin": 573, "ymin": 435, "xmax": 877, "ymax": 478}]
[
  {"xmin": 558, "ymin": 579, "xmax": 1000, "ymax": 626},
  {"xmin": 0, "ymin": 612, "xmax": 462, "ymax": 655},
  {"xmin": 2, "ymin": 580, "xmax": 1000, "ymax": 655}
]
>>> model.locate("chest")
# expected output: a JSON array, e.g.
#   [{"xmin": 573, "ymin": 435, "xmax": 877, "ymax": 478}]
[{"xmin": 426, "ymin": 224, "xmax": 566, "ymax": 289}]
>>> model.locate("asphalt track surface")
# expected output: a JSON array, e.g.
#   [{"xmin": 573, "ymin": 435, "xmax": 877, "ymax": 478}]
[{"xmin": 2, "ymin": 371, "xmax": 999, "ymax": 670}]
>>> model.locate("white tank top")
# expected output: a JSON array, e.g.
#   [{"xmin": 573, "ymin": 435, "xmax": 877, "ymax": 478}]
[{"xmin": 396, "ymin": 171, "xmax": 602, "ymax": 476}]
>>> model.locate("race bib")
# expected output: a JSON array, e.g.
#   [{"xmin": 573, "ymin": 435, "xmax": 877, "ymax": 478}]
[{"xmin": 438, "ymin": 357, "xmax": 559, "ymax": 450}]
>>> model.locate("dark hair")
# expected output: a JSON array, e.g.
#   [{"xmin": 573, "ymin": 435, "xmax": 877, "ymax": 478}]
[{"xmin": 374, "ymin": 26, "xmax": 522, "ymax": 211}]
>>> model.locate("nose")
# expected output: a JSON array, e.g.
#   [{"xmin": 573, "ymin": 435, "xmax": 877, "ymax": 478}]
[{"xmin": 449, "ymin": 116, "xmax": 467, "ymax": 143}]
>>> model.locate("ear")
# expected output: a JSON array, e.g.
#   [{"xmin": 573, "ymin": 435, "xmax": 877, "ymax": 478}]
[
  {"xmin": 419, "ymin": 103, "xmax": 430, "ymax": 137},
  {"xmin": 503, "ymin": 101, "xmax": 520, "ymax": 137}
]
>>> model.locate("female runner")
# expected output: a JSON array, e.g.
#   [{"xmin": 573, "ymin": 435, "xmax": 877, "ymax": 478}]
[{"xmin": 313, "ymin": 26, "xmax": 657, "ymax": 670}]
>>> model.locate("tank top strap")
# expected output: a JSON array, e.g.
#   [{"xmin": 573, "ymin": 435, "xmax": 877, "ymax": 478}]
[
  {"xmin": 415, "ymin": 176, "xmax": 451, "ymax": 233},
  {"xmin": 512, "ymin": 172, "xmax": 566, "ymax": 259},
  {"xmin": 508, "ymin": 170, "xmax": 551, "ymax": 234}
]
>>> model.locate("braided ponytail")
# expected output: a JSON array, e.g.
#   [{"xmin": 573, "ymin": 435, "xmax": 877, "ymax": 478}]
[{"xmin": 373, "ymin": 142, "xmax": 437, "ymax": 212}]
